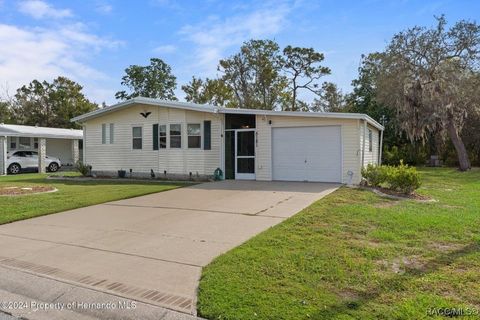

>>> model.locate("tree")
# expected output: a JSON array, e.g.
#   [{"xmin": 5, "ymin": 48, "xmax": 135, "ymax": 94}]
[
  {"xmin": 0, "ymin": 101, "xmax": 13, "ymax": 123},
  {"xmin": 115, "ymin": 58, "xmax": 177, "ymax": 101},
  {"xmin": 181, "ymin": 76, "xmax": 235, "ymax": 107},
  {"xmin": 13, "ymin": 77, "xmax": 98, "ymax": 128},
  {"xmin": 282, "ymin": 46, "xmax": 330, "ymax": 111},
  {"xmin": 218, "ymin": 39, "xmax": 287, "ymax": 110},
  {"xmin": 374, "ymin": 16, "xmax": 480, "ymax": 171},
  {"xmin": 311, "ymin": 82, "xmax": 345, "ymax": 112}
]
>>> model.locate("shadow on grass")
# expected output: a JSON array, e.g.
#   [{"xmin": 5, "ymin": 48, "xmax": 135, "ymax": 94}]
[
  {"xmin": 313, "ymin": 242, "xmax": 480, "ymax": 319},
  {"xmin": 2, "ymin": 177, "xmax": 187, "ymax": 187}
]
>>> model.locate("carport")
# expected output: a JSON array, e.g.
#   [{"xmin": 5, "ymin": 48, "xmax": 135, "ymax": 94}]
[{"xmin": 0, "ymin": 124, "xmax": 83, "ymax": 175}]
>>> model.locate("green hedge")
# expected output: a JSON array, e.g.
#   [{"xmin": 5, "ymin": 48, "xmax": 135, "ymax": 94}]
[{"xmin": 361, "ymin": 161, "xmax": 421, "ymax": 194}]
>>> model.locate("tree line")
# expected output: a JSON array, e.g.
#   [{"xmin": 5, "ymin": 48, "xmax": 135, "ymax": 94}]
[{"xmin": 1, "ymin": 15, "xmax": 479, "ymax": 170}]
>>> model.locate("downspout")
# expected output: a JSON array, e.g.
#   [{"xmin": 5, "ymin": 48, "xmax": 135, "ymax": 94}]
[
  {"xmin": 361, "ymin": 119, "xmax": 367, "ymax": 168},
  {"xmin": 378, "ymin": 128, "xmax": 384, "ymax": 165}
]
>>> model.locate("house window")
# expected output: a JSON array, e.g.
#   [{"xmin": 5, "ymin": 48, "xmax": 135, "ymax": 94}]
[
  {"xmin": 10, "ymin": 137, "xmax": 16, "ymax": 149},
  {"xmin": 132, "ymin": 126, "xmax": 142, "ymax": 149},
  {"xmin": 102, "ymin": 124, "xmax": 106, "ymax": 144},
  {"xmin": 368, "ymin": 129, "xmax": 373, "ymax": 152},
  {"xmin": 159, "ymin": 125, "xmax": 167, "ymax": 148},
  {"xmin": 170, "ymin": 124, "xmax": 182, "ymax": 148},
  {"xmin": 109, "ymin": 123, "xmax": 114, "ymax": 144},
  {"xmin": 34, "ymin": 138, "xmax": 38, "ymax": 149},
  {"xmin": 187, "ymin": 124, "xmax": 201, "ymax": 148},
  {"xmin": 19, "ymin": 137, "xmax": 31, "ymax": 148}
]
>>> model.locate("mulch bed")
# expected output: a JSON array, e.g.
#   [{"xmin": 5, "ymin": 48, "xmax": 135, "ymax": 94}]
[
  {"xmin": 0, "ymin": 186, "xmax": 57, "ymax": 196},
  {"xmin": 360, "ymin": 185, "xmax": 434, "ymax": 201},
  {"xmin": 374, "ymin": 186, "xmax": 432, "ymax": 200}
]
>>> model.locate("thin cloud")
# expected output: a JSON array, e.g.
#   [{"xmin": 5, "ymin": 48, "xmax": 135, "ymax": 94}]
[
  {"xmin": 0, "ymin": 23, "xmax": 122, "ymax": 103},
  {"xmin": 94, "ymin": 0, "xmax": 113, "ymax": 14},
  {"xmin": 179, "ymin": 2, "xmax": 291, "ymax": 76},
  {"xmin": 18, "ymin": 0, "xmax": 72, "ymax": 19},
  {"xmin": 152, "ymin": 44, "xmax": 177, "ymax": 54}
]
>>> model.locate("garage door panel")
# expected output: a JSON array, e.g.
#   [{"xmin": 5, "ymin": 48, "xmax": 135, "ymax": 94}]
[{"xmin": 272, "ymin": 126, "xmax": 341, "ymax": 182}]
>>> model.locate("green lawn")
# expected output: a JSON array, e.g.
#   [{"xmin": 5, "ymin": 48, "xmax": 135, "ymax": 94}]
[
  {"xmin": 198, "ymin": 168, "xmax": 480, "ymax": 320},
  {"xmin": 0, "ymin": 173, "xmax": 183, "ymax": 224}
]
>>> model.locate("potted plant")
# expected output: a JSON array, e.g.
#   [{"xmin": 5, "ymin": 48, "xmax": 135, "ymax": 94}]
[{"xmin": 118, "ymin": 169, "xmax": 126, "ymax": 178}]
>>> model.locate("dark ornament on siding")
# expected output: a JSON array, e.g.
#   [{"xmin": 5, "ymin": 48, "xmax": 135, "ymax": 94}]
[{"xmin": 140, "ymin": 111, "xmax": 151, "ymax": 118}]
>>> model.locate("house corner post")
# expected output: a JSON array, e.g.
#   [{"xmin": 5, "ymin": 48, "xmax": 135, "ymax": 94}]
[
  {"xmin": 38, "ymin": 138, "xmax": 46, "ymax": 174},
  {"xmin": 72, "ymin": 139, "xmax": 79, "ymax": 165},
  {"xmin": 0, "ymin": 136, "xmax": 6, "ymax": 175}
]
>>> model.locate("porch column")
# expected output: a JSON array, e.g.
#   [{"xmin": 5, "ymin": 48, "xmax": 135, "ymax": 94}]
[
  {"xmin": 72, "ymin": 139, "xmax": 79, "ymax": 164},
  {"xmin": 38, "ymin": 138, "xmax": 46, "ymax": 174},
  {"xmin": 0, "ymin": 136, "xmax": 6, "ymax": 175}
]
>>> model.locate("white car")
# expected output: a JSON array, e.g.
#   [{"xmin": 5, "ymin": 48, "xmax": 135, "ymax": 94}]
[{"xmin": 7, "ymin": 150, "xmax": 62, "ymax": 174}]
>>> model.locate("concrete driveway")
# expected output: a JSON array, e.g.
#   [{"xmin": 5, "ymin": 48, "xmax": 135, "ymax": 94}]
[{"xmin": 0, "ymin": 181, "xmax": 338, "ymax": 318}]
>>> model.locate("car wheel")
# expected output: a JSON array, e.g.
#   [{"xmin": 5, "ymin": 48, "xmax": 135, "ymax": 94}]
[
  {"xmin": 48, "ymin": 162, "xmax": 59, "ymax": 172},
  {"xmin": 8, "ymin": 163, "xmax": 21, "ymax": 174}
]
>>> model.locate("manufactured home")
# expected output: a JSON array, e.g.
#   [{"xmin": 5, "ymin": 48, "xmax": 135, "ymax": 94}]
[{"xmin": 72, "ymin": 98, "xmax": 383, "ymax": 184}]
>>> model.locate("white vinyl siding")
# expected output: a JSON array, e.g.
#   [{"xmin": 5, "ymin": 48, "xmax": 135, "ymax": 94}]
[
  {"xmin": 361, "ymin": 123, "xmax": 380, "ymax": 167},
  {"xmin": 83, "ymin": 104, "xmax": 222, "ymax": 175}
]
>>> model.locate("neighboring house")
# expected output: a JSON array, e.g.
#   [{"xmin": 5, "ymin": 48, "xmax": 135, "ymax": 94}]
[
  {"xmin": 0, "ymin": 124, "xmax": 83, "ymax": 175},
  {"xmin": 72, "ymin": 98, "xmax": 383, "ymax": 184}
]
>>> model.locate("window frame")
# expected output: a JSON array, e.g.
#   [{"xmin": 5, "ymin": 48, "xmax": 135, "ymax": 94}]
[
  {"xmin": 109, "ymin": 123, "xmax": 114, "ymax": 144},
  {"xmin": 187, "ymin": 123, "xmax": 201, "ymax": 149},
  {"xmin": 102, "ymin": 123, "xmax": 107, "ymax": 144},
  {"xmin": 368, "ymin": 129, "xmax": 373, "ymax": 152},
  {"xmin": 9, "ymin": 137, "xmax": 17, "ymax": 149},
  {"xmin": 132, "ymin": 126, "xmax": 143, "ymax": 150},
  {"xmin": 19, "ymin": 137, "xmax": 31, "ymax": 148},
  {"xmin": 159, "ymin": 124, "xmax": 167, "ymax": 149},
  {"xmin": 169, "ymin": 124, "xmax": 182, "ymax": 149}
]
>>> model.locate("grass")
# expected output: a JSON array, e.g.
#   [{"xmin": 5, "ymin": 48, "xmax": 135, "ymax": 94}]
[
  {"xmin": 0, "ymin": 172, "xmax": 183, "ymax": 225},
  {"xmin": 197, "ymin": 168, "xmax": 480, "ymax": 320}
]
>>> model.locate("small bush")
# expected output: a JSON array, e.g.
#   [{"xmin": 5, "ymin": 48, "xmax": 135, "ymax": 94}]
[
  {"xmin": 75, "ymin": 161, "xmax": 92, "ymax": 177},
  {"xmin": 361, "ymin": 161, "xmax": 421, "ymax": 194},
  {"xmin": 387, "ymin": 161, "xmax": 421, "ymax": 194},
  {"xmin": 361, "ymin": 164, "xmax": 387, "ymax": 187}
]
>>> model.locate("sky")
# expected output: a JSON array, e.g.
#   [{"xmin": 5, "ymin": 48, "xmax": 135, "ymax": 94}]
[{"xmin": 0, "ymin": 0, "xmax": 479, "ymax": 105}]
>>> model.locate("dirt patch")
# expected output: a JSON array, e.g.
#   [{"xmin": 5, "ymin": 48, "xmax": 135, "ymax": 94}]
[
  {"xmin": 378, "ymin": 256, "xmax": 426, "ymax": 274},
  {"xmin": 0, "ymin": 185, "xmax": 57, "ymax": 196},
  {"xmin": 428, "ymin": 242, "xmax": 464, "ymax": 252}
]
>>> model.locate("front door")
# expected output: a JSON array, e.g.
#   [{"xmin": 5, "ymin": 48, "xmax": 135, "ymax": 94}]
[{"xmin": 235, "ymin": 129, "xmax": 255, "ymax": 180}]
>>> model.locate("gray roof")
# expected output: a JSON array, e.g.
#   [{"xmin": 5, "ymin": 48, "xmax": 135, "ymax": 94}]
[
  {"xmin": 0, "ymin": 124, "xmax": 83, "ymax": 139},
  {"xmin": 71, "ymin": 97, "xmax": 384, "ymax": 130}
]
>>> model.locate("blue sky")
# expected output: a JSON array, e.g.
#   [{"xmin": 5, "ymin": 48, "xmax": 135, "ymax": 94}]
[{"xmin": 0, "ymin": 0, "xmax": 479, "ymax": 105}]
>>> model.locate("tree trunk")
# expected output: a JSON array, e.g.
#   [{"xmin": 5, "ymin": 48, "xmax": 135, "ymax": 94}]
[{"xmin": 446, "ymin": 120, "xmax": 471, "ymax": 171}]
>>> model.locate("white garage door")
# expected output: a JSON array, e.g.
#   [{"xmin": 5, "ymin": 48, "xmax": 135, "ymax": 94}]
[{"xmin": 272, "ymin": 126, "xmax": 342, "ymax": 182}]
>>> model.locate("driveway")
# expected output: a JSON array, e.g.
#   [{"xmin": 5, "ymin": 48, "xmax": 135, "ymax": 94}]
[{"xmin": 0, "ymin": 181, "xmax": 338, "ymax": 318}]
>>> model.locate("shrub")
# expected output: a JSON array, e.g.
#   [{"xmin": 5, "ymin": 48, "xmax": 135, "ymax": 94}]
[
  {"xmin": 361, "ymin": 164, "xmax": 387, "ymax": 187},
  {"xmin": 387, "ymin": 161, "xmax": 421, "ymax": 194},
  {"xmin": 75, "ymin": 161, "xmax": 92, "ymax": 177},
  {"xmin": 361, "ymin": 161, "xmax": 421, "ymax": 194}
]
